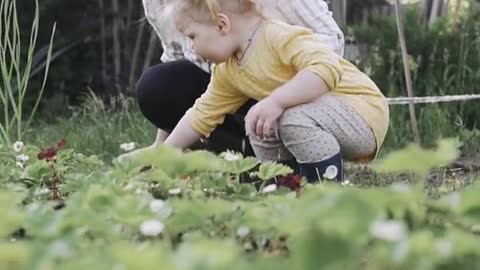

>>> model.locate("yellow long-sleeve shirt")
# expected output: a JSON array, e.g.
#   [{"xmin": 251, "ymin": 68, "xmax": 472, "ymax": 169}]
[{"xmin": 186, "ymin": 20, "xmax": 389, "ymax": 155}]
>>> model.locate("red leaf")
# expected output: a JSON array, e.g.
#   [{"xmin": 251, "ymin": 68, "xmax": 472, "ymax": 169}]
[
  {"xmin": 277, "ymin": 174, "xmax": 302, "ymax": 191},
  {"xmin": 57, "ymin": 139, "xmax": 67, "ymax": 148},
  {"xmin": 38, "ymin": 147, "xmax": 57, "ymax": 160}
]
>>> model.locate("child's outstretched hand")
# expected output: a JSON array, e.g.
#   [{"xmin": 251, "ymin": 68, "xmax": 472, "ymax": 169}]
[
  {"xmin": 116, "ymin": 145, "xmax": 157, "ymax": 163},
  {"xmin": 244, "ymin": 97, "xmax": 285, "ymax": 139}
]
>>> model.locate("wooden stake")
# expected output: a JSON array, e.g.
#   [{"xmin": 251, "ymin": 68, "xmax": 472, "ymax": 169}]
[
  {"xmin": 98, "ymin": 0, "xmax": 107, "ymax": 86},
  {"xmin": 112, "ymin": 0, "xmax": 121, "ymax": 91},
  {"xmin": 394, "ymin": 0, "xmax": 421, "ymax": 145}
]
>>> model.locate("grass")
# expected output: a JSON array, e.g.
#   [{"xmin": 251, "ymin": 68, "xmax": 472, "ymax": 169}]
[
  {"xmin": 23, "ymin": 93, "xmax": 480, "ymax": 194},
  {"xmin": 27, "ymin": 93, "xmax": 156, "ymax": 161},
  {"xmin": 28, "ymin": 92, "xmax": 480, "ymax": 161}
]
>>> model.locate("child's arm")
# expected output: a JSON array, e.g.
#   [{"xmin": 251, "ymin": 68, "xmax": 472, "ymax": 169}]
[
  {"xmin": 268, "ymin": 69, "xmax": 329, "ymax": 108},
  {"xmin": 245, "ymin": 70, "xmax": 329, "ymax": 137},
  {"xmin": 166, "ymin": 65, "xmax": 248, "ymax": 150},
  {"xmin": 246, "ymin": 25, "xmax": 344, "ymax": 138},
  {"xmin": 164, "ymin": 114, "xmax": 202, "ymax": 150}
]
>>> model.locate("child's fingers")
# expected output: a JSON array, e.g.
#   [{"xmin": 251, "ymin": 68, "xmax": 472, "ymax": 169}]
[
  {"xmin": 263, "ymin": 119, "xmax": 273, "ymax": 138},
  {"xmin": 245, "ymin": 116, "xmax": 257, "ymax": 137},
  {"xmin": 245, "ymin": 108, "xmax": 260, "ymax": 136},
  {"xmin": 256, "ymin": 118, "xmax": 265, "ymax": 138}
]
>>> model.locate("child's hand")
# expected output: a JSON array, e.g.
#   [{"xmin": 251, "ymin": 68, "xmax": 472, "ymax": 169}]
[
  {"xmin": 244, "ymin": 97, "xmax": 285, "ymax": 138},
  {"xmin": 116, "ymin": 145, "xmax": 157, "ymax": 163}
]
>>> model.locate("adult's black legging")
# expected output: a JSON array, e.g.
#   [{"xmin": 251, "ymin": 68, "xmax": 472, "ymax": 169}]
[{"xmin": 136, "ymin": 60, "xmax": 255, "ymax": 156}]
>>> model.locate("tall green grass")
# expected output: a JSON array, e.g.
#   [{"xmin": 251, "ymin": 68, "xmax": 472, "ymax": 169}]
[
  {"xmin": 27, "ymin": 92, "xmax": 156, "ymax": 161},
  {"xmin": 0, "ymin": 0, "xmax": 55, "ymax": 145}
]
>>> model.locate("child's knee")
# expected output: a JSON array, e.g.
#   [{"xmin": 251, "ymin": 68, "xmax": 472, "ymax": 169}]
[
  {"xmin": 278, "ymin": 106, "xmax": 313, "ymax": 141},
  {"xmin": 279, "ymin": 106, "xmax": 304, "ymax": 127}
]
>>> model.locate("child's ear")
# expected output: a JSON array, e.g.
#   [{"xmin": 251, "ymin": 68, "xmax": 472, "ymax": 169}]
[{"xmin": 215, "ymin": 13, "xmax": 231, "ymax": 35}]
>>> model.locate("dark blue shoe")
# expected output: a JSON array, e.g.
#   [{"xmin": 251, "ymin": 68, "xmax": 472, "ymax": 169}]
[{"xmin": 299, "ymin": 152, "xmax": 344, "ymax": 183}]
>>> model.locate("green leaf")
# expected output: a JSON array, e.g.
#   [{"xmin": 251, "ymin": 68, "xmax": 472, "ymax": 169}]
[
  {"xmin": 290, "ymin": 226, "xmax": 358, "ymax": 270},
  {"xmin": 252, "ymin": 162, "xmax": 293, "ymax": 181},
  {"xmin": 110, "ymin": 243, "xmax": 175, "ymax": 270},
  {"xmin": 125, "ymin": 144, "xmax": 186, "ymax": 177},
  {"xmin": 183, "ymin": 150, "xmax": 223, "ymax": 173},
  {"xmin": 0, "ymin": 191, "xmax": 26, "ymax": 237},
  {"xmin": 174, "ymin": 239, "xmax": 242, "ymax": 270},
  {"xmin": 374, "ymin": 138, "xmax": 460, "ymax": 177},
  {"xmin": 22, "ymin": 160, "xmax": 52, "ymax": 183},
  {"xmin": 166, "ymin": 198, "xmax": 233, "ymax": 234},
  {"xmin": 221, "ymin": 157, "xmax": 259, "ymax": 174},
  {"xmin": 0, "ymin": 242, "xmax": 29, "ymax": 270}
]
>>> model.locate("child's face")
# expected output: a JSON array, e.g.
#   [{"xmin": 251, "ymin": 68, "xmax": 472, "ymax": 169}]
[{"xmin": 181, "ymin": 20, "xmax": 237, "ymax": 64}]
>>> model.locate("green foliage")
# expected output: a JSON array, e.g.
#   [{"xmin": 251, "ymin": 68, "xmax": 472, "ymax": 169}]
[
  {"xmin": 375, "ymin": 138, "xmax": 461, "ymax": 176},
  {"xmin": 252, "ymin": 162, "xmax": 293, "ymax": 181},
  {"xmin": 350, "ymin": 3, "xmax": 480, "ymax": 150},
  {"xmin": 0, "ymin": 135, "xmax": 479, "ymax": 269},
  {"xmin": 0, "ymin": 191, "xmax": 26, "ymax": 236},
  {"xmin": 28, "ymin": 94, "xmax": 156, "ymax": 161}
]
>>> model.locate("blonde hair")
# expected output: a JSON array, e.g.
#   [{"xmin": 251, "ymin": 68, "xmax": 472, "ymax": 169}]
[{"xmin": 176, "ymin": 0, "xmax": 259, "ymax": 25}]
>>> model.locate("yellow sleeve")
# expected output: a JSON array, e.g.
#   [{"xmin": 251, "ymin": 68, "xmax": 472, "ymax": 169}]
[
  {"xmin": 186, "ymin": 65, "xmax": 248, "ymax": 137},
  {"xmin": 266, "ymin": 22, "xmax": 343, "ymax": 90}
]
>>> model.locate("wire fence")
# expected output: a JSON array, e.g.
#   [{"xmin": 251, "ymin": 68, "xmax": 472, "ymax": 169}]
[{"xmin": 387, "ymin": 94, "xmax": 480, "ymax": 105}]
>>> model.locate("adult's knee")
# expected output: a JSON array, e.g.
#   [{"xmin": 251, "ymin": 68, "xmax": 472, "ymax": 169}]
[
  {"xmin": 135, "ymin": 64, "xmax": 179, "ymax": 130},
  {"xmin": 135, "ymin": 61, "xmax": 211, "ymax": 130},
  {"xmin": 136, "ymin": 65, "xmax": 171, "ymax": 109}
]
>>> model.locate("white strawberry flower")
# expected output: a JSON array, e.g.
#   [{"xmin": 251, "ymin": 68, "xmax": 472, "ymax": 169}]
[
  {"xmin": 236, "ymin": 226, "xmax": 250, "ymax": 238},
  {"xmin": 13, "ymin": 141, "xmax": 25, "ymax": 152},
  {"xmin": 15, "ymin": 162, "xmax": 24, "ymax": 168},
  {"xmin": 323, "ymin": 165, "xmax": 339, "ymax": 179},
  {"xmin": 149, "ymin": 199, "xmax": 165, "ymax": 213},
  {"xmin": 168, "ymin": 188, "xmax": 182, "ymax": 195},
  {"xmin": 16, "ymin": 154, "xmax": 29, "ymax": 162},
  {"xmin": 370, "ymin": 220, "xmax": 407, "ymax": 242},
  {"xmin": 223, "ymin": 151, "xmax": 242, "ymax": 161},
  {"xmin": 436, "ymin": 239, "xmax": 453, "ymax": 256},
  {"xmin": 120, "ymin": 142, "xmax": 136, "ymax": 151},
  {"xmin": 341, "ymin": 180, "xmax": 351, "ymax": 186},
  {"xmin": 261, "ymin": 184, "xmax": 277, "ymax": 193},
  {"xmin": 140, "ymin": 219, "xmax": 164, "ymax": 236}
]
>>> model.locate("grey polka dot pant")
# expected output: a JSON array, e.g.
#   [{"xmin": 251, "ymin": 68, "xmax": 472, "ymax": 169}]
[{"xmin": 249, "ymin": 94, "xmax": 377, "ymax": 163}]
